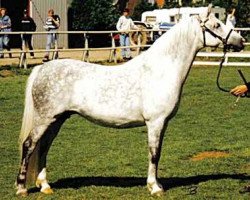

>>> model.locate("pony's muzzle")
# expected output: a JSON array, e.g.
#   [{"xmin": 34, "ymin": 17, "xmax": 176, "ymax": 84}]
[{"xmin": 230, "ymin": 36, "xmax": 245, "ymax": 52}]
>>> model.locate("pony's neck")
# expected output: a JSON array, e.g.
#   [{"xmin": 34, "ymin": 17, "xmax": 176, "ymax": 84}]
[
  {"xmin": 151, "ymin": 17, "xmax": 202, "ymax": 58},
  {"xmin": 147, "ymin": 17, "xmax": 202, "ymax": 80}
]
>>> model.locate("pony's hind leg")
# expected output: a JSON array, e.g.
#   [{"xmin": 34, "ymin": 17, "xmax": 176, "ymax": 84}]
[
  {"xmin": 16, "ymin": 124, "xmax": 50, "ymax": 196},
  {"xmin": 146, "ymin": 118, "xmax": 168, "ymax": 196},
  {"xmin": 35, "ymin": 113, "xmax": 70, "ymax": 194}
]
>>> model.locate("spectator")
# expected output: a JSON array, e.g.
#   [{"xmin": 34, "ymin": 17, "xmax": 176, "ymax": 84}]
[
  {"xmin": 116, "ymin": 8, "xmax": 138, "ymax": 61},
  {"xmin": 43, "ymin": 9, "xmax": 60, "ymax": 62},
  {"xmin": 0, "ymin": 7, "xmax": 12, "ymax": 58},
  {"xmin": 226, "ymin": 8, "xmax": 236, "ymax": 28},
  {"xmin": 21, "ymin": 9, "xmax": 36, "ymax": 58}
]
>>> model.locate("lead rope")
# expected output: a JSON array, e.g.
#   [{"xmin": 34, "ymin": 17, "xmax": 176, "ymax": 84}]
[
  {"xmin": 215, "ymin": 29, "xmax": 233, "ymax": 93},
  {"xmin": 216, "ymin": 47, "xmax": 243, "ymax": 107},
  {"xmin": 216, "ymin": 48, "xmax": 230, "ymax": 92}
]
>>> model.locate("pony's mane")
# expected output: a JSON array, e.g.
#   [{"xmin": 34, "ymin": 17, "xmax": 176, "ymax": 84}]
[{"xmin": 147, "ymin": 17, "xmax": 200, "ymax": 56}]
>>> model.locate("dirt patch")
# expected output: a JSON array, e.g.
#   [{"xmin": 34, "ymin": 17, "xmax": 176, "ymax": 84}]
[
  {"xmin": 240, "ymin": 163, "xmax": 250, "ymax": 173},
  {"xmin": 0, "ymin": 70, "xmax": 15, "ymax": 77},
  {"xmin": 191, "ymin": 151, "xmax": 230, "ymax": 161}
]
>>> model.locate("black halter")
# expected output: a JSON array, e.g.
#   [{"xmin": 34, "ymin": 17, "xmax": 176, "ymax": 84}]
[
  {"xmin": 200, "ymin": 19, "xmax": 233, "ymax": 49},
  {"xmin": 199, "ymin": 18, "xmax": 233, "ymax": 93}
]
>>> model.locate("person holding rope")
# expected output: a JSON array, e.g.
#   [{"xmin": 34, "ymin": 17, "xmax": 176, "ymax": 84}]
[
  {"xmin": 230, "ymin": 83, "xmax": 250, "ymax": 97},
  {"xmin": 230, "ymin": 73, "xmax": 249, "ymax": 193},
  {"xmin": 42, "ymin": 9, "xmax": 60, "ymax": 62}
]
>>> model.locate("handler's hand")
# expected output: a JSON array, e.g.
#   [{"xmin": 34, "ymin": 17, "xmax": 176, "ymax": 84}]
[{"xmin": 230, "ymin": 85, "xmax": 248, "ymax": 96}]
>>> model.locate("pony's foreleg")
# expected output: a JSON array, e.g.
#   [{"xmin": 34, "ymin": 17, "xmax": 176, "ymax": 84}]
[
  {"xmin": 146, "ymin": 118, "xmax": 168, "ymax": 196},
  {"xmin": 16, "ymin": 125, "xmax": 48, "ymax": 196}
]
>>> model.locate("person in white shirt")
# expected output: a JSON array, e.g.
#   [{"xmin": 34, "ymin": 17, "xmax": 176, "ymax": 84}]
[
  {"xmin": 226, "ymin": 8, "xmax": 236, "ymax": 28},
  {"xmin": 116, "ymin": 8, "xmax": 138, "ymax": 60}
]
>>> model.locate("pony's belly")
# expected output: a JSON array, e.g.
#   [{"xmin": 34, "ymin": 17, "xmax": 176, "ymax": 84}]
[{"xmin": 77, "ymin": 108, "xmax": 145, "ymax": 128}]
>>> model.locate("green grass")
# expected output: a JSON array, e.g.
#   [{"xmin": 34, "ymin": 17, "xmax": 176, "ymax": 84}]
[{"xmin": 0, "ymin": 66, "xmax": 249, "ymax": 199}]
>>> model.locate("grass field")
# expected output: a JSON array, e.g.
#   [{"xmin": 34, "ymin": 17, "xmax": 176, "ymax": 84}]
[{"xmin": 0, "ymin": 65, "xmax": 249, "ymax": 199}]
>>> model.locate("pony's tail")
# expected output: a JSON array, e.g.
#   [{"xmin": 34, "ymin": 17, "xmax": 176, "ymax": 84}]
[{"xmin": 19, "ymin": 65, "xmax": 43, "ymax": 184}]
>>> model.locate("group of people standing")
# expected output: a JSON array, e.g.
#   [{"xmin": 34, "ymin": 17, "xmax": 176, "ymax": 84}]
[{"xmin": 0, "ymin": 7, "xmax": 60, "ymax": 62}]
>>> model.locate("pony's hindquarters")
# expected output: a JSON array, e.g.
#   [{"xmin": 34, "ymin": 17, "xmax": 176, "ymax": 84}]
[{"xmin": 19, "ymin": 65, "xmax": 43, "ymax": 183}]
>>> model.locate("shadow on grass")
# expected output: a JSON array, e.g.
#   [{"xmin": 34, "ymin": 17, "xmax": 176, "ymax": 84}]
[{"xmin": 29, "ymin": 173, "xmax": 250, "ymax": 193}]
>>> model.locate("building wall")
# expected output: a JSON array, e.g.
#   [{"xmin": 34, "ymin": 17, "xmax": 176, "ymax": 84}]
[{"xmin": 30, "ymin": 0, "xmax": 68, "ymax": 49}]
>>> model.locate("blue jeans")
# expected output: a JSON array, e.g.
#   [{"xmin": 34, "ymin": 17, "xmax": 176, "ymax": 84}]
[
  {"xmin": 0, "ymin": 34, "xmax": 10, "ymax": 57},
  {"xmin": 45, "ymin": 30, "xmax": 58, "ymax": 58},
  {"xmin": 119, "ymin": 34, "xmax": 130, "ymax": 58}
]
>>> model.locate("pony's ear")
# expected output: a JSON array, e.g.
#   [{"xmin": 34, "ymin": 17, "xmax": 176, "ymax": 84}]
[
  {"xmin": 199, "ymin": 4, "xmax": 213, "ymax": 20},
  {"xmin": 207, "ymin": 3, "xmax": 213, "ymax": 17}
]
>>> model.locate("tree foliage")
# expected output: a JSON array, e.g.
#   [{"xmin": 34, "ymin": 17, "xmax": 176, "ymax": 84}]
[
  {"xmin": 132, "ymin": 1, "xmax": 158, "ymax": 21},
  {"xmin": 70, "ymin": 0, "xmax": 119, "ymax": 31},
  {"xmin": 235, "ymin": 0, "xmax": 250, "ymax": 28}
]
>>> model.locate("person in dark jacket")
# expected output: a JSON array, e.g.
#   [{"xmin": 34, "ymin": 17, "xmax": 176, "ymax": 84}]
[{"xmin": 21, "ymin": 9, "xmax": 36, "ymax": 58}]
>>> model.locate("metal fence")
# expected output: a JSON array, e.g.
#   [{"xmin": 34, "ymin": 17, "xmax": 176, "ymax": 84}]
[{"xmin": 0, "ymin": 28, "xmax": 249, "ymax": 69}]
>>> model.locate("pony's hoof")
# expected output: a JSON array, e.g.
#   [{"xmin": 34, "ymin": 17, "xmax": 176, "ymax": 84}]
[
  {"xmin": 41, "ymin": 187, "xmax": 54, "ymax": 195},
  {"xmin": 151, "ymin": 188, "xmax": 164, "ymax": 196},
  {"xmin": 16, "ymin": 188, "xmax": 28, "ymax": 197},
  {"xmin": 147, "ymin": 183, "xmax": 164, "ymax": 196},
  {"xmin": 35, "ymin": 179, "xmax": 42, "ymax": 188}
]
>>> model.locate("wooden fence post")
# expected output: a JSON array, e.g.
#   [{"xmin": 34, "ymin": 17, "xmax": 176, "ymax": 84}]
[
  {"xmin": 82, "ymin": 33, "xmax": 89, "ymax": 62},
  {"xmin": 109, "ymin": 33, "xmax": 117, "ymax": 63},
  {"xmin": 52, "ymin": 32, "xmax": 59, "ymax": 60},
  {"xmin": 136, "ymin": 31, "xmax": 141, "ymax": 56},
  {"xmin": 19, "ymin": 33, "xmax": 27, "ymax": 69}
]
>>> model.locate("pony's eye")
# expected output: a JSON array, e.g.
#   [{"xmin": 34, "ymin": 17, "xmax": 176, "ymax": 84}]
[{"xmin": 215, "ymin": 23, "xmax": 221, "ymax": 28}]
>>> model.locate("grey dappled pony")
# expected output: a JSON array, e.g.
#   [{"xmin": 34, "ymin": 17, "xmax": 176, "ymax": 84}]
[{"xmin": 16, "ymin": 5, "xmax": 244, "ymax": 196}]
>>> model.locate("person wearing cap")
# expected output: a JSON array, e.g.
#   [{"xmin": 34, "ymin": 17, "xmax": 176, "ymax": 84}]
[
  {"xmin": 21, "ymin": 9, "xmax": 36, "ymax": 58},
  {"xmin": 42, "ymin": 9, "xmax": 60, "ymax": 62},
  {"xmin": 116, "ymin": 8, "xmax": 138, "ymax": 61},
  {"xmin": 0, "ymin": 7, "xmax": 12, "ymax": 58}
]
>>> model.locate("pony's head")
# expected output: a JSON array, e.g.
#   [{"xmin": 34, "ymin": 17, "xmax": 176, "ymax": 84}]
[{"xmin": 198, "ymin": 4, "xmax": 245, "ymax": 51}]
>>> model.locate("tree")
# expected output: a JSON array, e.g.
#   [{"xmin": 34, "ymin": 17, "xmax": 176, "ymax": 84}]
[
  {"xmin": 70, "ymin": 0, "xmax": 119, "ymax": 31},
  {"xmin": 235, "ymin": 0, "xmax": 250, "ymax": 28},
  {"xmin": 69, "ymin": 0, "xmax": 120, "ymax": 47},
  {"xmin": 132, "ymin": 0, "xmax": 158, "ymax": 21},
  {"xmin": 163, "ymin": 0, "xmax": 181, "ymax": 8}
]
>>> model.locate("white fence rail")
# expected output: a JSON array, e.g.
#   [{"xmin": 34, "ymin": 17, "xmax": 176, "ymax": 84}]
[
  {"xmin": 0, "ymin": 28, "xmax": 249, "ymax": 69},
  {"xmin": 195, "ymin": 52, "xmax": 250, "ymax": 66}
]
